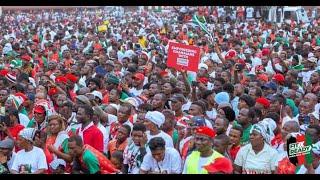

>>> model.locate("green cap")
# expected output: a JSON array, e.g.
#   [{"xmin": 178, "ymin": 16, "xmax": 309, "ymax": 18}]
[{"xmin": 106, "ymin": 74, "xmax": 120, "ymax": 85}]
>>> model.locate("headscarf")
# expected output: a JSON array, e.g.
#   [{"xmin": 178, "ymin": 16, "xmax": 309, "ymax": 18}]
[{"xmin": 250, "ymin": 121, "xmax": 272, "ymax": 144}]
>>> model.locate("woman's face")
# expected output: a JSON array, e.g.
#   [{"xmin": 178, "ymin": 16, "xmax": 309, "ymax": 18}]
[
  {"xmin": 249, "ymin": 130, "xmax": 264, "ymax": 147},
  {"xmin": 48, "ymin": 119, "xmax": 61, "ymax": 135}
]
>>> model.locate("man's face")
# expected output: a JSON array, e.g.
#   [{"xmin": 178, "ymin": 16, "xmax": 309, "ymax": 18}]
[
  {"xmin": 116, "ymin": 126, "xmax": 128, "ymax": 143},
  {"xmin": 248, "ymin": 88, "xmax": 257, "ymax": 100},
  {"xmin": 299, "ymin": 101, "xmax": 310, "ymax": 115},
  {"xmin": 170, "ymin": 99, "xmax": 182, "ymax": 112},
  {"xmin": 88, "ymin": 81, "xmax": 98, "ymax": 91},
  {"xmin": 148, "ymin": 84, "xmax": 159, "ymax": 96},
  {"xmin": 0, "ymin": 90, "xmax": 8, "ymax": 103},
  {"xmin": 281, "ymin": 122, "xmax": 298, "ymax": 141},
  {"xmin": 151, "ymin": 148, "xmax": 165, "ymax": 162},
  {"xmin": 310, "ymin": 72, "xmax": 319, "ymax": 84},
  {"xmin": 213, "ymin": 139, "xmax": 227, "ymax": 155},
  {"xmin": 194, "ymin": 134, "xmax": 212, "ymax": 153},
  {"xmin": 59, "ymin": 105, "xmax": 72, "ymax": 120},
  {"xmin": 151, "ymin": 94, "xmax": 163, "ymax": 109},
  {"xmin": 214, "ymin": 80, "xmax": 223, "ymax": 92},
  {"xmin": 237, "ymin": 108, "xmax": 249, "ymax": 126},
  {"xmin": 132, "ymin": 130, "xmax": 144, "ymax": 146},
  {"xmin": 68, "ymin": 141, "xmax": 82, "ymax": 158},
  {"xmin": 80, "ymin": 65, "xmax": 91, "ymax": 75},
  {"xmin": 188, "ymin": 104, "xmax": 202, "ymax": 116},
  {"xmin": 214, "ymin": 117, "xmax": 226, "ymax": 135},
  {"xmin": 229, "ymin": 128, "xmax": 241, "ymax": 146},
  {"xmin": 76, "ymin": 107, "xmax": 87, "ymax": 124},
  {"xmin": 117, "ymin": 106, "xmax": 130, "ymax": 124}
]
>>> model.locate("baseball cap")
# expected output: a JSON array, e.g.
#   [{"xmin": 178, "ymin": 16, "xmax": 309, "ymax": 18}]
[
  {"xmin": 190, "ymin": 116, "xmax": 207, "ymax": 127},
  {"xmin": 133, "ymin": 73, "xmax": 145, "ymax": 81},
  {"xmin": 86, "ymin": 90, "xmax": 103, "ymax": 101},
  {"xmin": 0, "ymin": 138, "xmax": 14, "ymax": 149},
  {"xmin": 262, "ymin": 81, "xmax": 277, "ymax": 91}
]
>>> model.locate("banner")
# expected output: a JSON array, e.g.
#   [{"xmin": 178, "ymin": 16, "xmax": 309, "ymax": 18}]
[
  {"xmin": 287, "ymin": 133, "xmax": 313, "ymax": 166},
  {"xmin": 167, "ymin": 42, "xmax": 200, "ymax": 72}
]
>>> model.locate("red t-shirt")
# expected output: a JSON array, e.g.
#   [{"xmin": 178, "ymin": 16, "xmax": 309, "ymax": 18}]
[
  {"xmin": 229, "ymin": 145, "xmax": 241, "ymax": 161},
  {"xmin": 77, "ymin": 125, "xmax": 104, "ymax": 152}
]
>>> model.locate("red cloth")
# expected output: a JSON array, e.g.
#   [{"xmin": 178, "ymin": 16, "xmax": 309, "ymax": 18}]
[
  {"xmin": 203, "ymin": 157, "xmax": 233, "ymax": 174},
  {"xmin": 229, "ymin": 145, "xmax": 241, "ymax": 161},
  {"xmin": 271, "ymin": 133, "xmax": 282, "ymax": 148},
  {"xmin": 277, "ymin": 157, "xmax": 296, "ymax": 174},
  {"xmin": 76, "ymin": 125, "xmax": 104, "ymax": 152},
  {"xmin": 80, "ymin": 144, "xmax": 119, "ymax": 174}
]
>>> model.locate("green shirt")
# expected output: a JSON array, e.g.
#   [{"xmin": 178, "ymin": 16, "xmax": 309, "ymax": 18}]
[
  {"xmin": 240, "ymin": 124, "xmax": 252, "ymax": 146},
  {"xmin": 82, "ymin": 149, "xmax": 100, "ymax": 174}
]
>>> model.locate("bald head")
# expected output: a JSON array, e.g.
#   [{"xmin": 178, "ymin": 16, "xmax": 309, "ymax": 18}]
[{"xmin": 281, "ymin": 120, "xmax": 300, "ymax": 141}]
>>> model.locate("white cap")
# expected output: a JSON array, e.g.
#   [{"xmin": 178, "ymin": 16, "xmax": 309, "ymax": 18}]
[
  {"xmin": 307, "ymin": 57, "xmax": 317, "ymax": 63},
  {"xmin": 87, "ymin": 90, "xmax": 103, "ymax": 100},
  {"xmin": 309, "ymin": 111, "xmax": 319, "ymax": 120},
  {"xmin": 198, "ymin": 63, "xmax": 208, "ymax": 71},
  {"xmin": 145, "ymin": 111, "xmax": 165, "ymax": 128}
]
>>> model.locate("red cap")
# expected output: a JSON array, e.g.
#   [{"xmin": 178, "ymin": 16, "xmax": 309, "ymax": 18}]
[
  {"xmin": 203, "ymin": 157, "xmax": 233, "ymax": 174},
  {"xmin": 272, "ymin": 73, "xmax": 285, "ymax": 84},
  {"xmin": 257, "ymin": 74, "xmax": 269, "ymax": 82},
  {"xmin": 160, "ymin": 71, "xmax": 169, "ymax": 77},
  {"xmin": 197, "ymin": 77, "xmax": 209, "ymax": 85},
  {"xmin": 256, "ymin": 97, "xmax": 270, "ymax": 108},
  {"xmin": 195, "ymin": 126, "xmax": 216, "ymax": 138},
  {"xmin": 65, "ymin": 73, "xmax": 78, "ymax": 83},
  {"xmin": 48, "ymin": 87, "xmax": 58, "ymax": 96},
  {"xmin": 21, "ymin": 54, "xmax": 32, "ymax": 62},
  {"xmin": 225, "ymin": 50, "xmax": 237, "ymax": 60},
  {"xmin": 55, "ymin": 76, "xmax": 68, "ymax": 84},
  {"xmin": 15, "ymin": 92, "xmax": 27, "ymax": 101},
  {"xmin": 34, "ymin": 105, "xmax": 45, "ymax": 114},
  {"xmin": 133, "ymin": 73, "xmax": 145, "ymax": 81},
  {"xmin": 261, "ymin": 48, "xmax": 270, "ymax": 56}
]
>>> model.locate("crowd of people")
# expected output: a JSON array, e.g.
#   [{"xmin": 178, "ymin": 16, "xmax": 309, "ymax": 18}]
[{"xmin": 0, "ymin": 6, "xmax": 320, "ymax": 174}]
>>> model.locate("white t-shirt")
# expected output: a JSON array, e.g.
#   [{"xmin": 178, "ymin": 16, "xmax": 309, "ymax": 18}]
[
  {"xmin": 146, "ymin": 131, "xmax": 174, "ymax": 148},
  {"xmin": 123, "ymin": 141, "xmax": 145, "ymax": 174},
  {"xmin": 11, "ymin": 146, "xmax": 48, "ymax": 173},
  {"xmin": 246, "ymin": 7, "xmax": 254, "ymax": 19},
  {"xmin": 234, "ymin": 143, "xmax": 278, "ymax": 174},
  {"xmin": 140, "ymin": 147, "xmax": 182, "ymax": 174}
]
